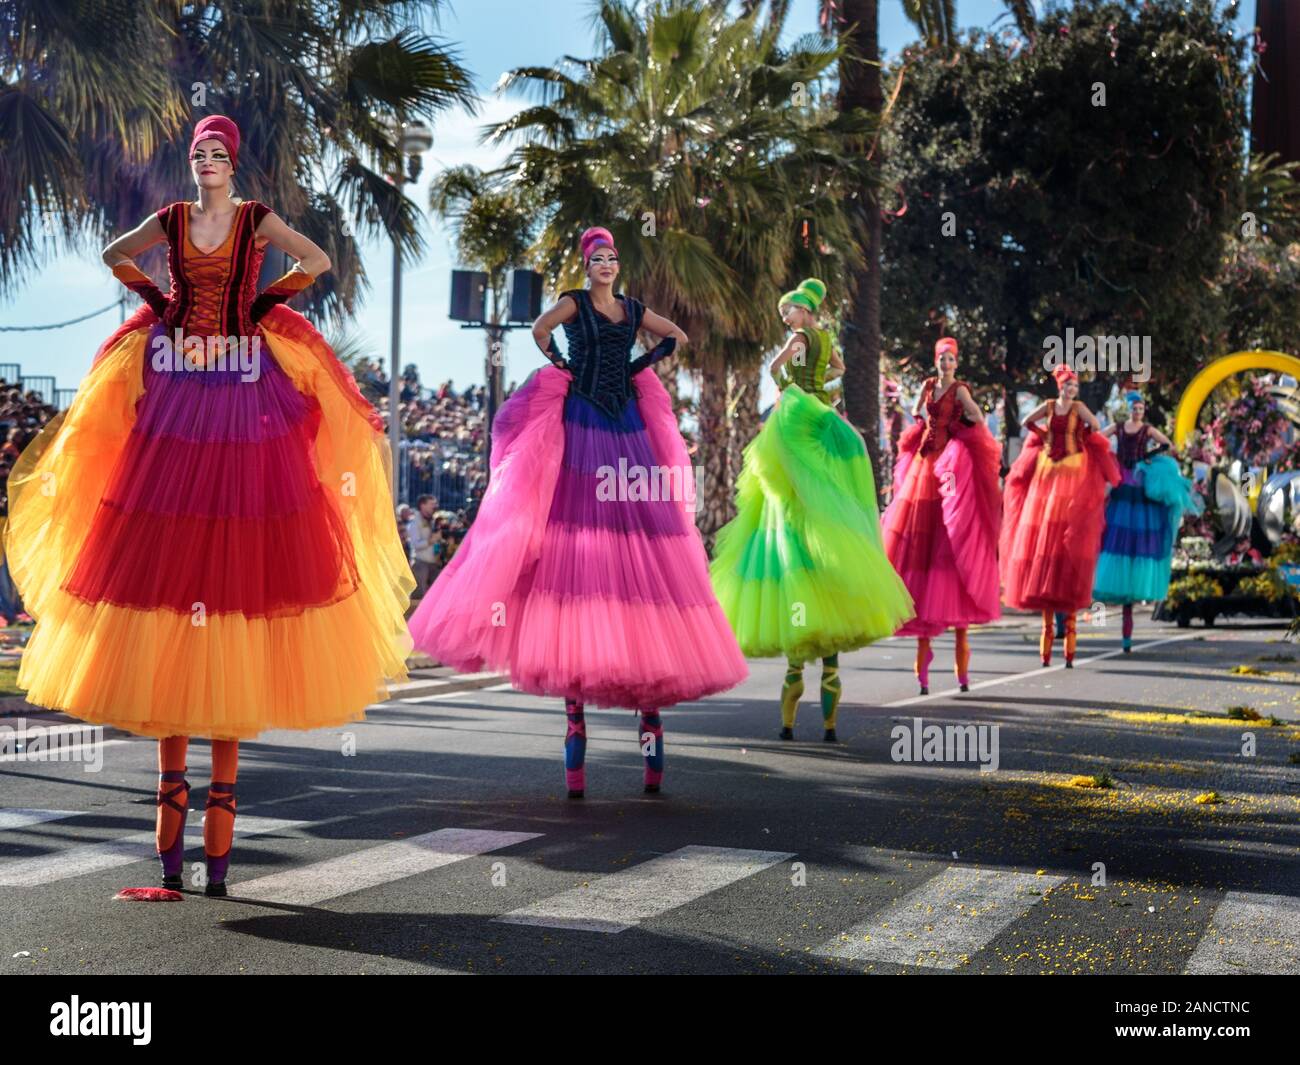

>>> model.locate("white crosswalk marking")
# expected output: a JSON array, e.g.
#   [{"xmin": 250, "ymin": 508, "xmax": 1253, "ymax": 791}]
[
  {"xmin": 816, "ymin": 865, "xmax": 1066, "ymax": 969},
  {"xmin": 235, "ymin": 827, "xmax": 542, "ymax": 906},
  {"xmin": 0, "ymin": 808, "xmax": 81, "ymax": 831},
  {"xmin": 495, "ymin": 844, "xmax": 795, "ymax": 933},
  {"xmin": 1183, "ymin": 891, "xmax": 1300, "ymax": 975},
  {"xmin": 0, "ymin": 816, "xmax": 306, "ymax": 887}
]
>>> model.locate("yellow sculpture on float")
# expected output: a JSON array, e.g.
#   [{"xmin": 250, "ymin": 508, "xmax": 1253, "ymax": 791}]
[{"xmin": 1173, "ymin": 350, "xmax": 1300, "ymax": 450}]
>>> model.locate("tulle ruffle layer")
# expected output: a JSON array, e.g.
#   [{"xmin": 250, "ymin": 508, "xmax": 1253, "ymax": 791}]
[
  {"xmin": 711, "ymin": 383, "xmax": 914, "ymax": 659},
  {"xmin": 1093, "ymin": 453, "xmax": 1201, "ymax": 603},
  {"xmin": 883, "ymin": 420, "xmax": 1002, "ymax": 637},
  {"xmin": 1000, "ymin": 431, "xmax": 1120, "ymax": 612},
  {"xmin": 4, "ymin": 307, "xmax": 414, "ymax": 737},
  {"xmin": 409, "ymin": 365, "xmax": 745, "ymax": 708}
]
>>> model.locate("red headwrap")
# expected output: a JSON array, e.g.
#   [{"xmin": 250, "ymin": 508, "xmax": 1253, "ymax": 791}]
[
  {"xmin": 934, "ymin": 337, "xmax": 958, "ymax": 360},
  {"xmin": 190, "ymin": 115, "xmax": 241, "ymax": 171},
  {"xmin": 1052, "ymin": 362, "xmax": 1078, "ymax": 387},
  {"xmin": 580, "ymin": 226, "xmax": 617, "ymax": 263}
]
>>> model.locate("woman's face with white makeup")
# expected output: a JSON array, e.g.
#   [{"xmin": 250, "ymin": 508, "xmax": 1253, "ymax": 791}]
[
  {"xmin": 586, "ymin": 249, "xmax": 619, "ymax": 285},
  {"xmin": 190, "ymin": 139, "xmax": 233, "ymax": 192}
]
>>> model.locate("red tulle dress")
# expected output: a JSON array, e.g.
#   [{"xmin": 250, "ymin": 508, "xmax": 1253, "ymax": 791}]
[
  {"xmin": 1000, "ymin": 405, "xmax": 1120, "ymax": 613},
  {"xmin": 882, "ymin": 378, "xmax": 1002, "ymax": 637}
]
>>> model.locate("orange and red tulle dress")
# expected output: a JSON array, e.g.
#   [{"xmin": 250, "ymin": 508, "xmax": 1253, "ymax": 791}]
[
  {"xmin": 1000, "ymin": 405, "xmax": 1120, "ymax": 613},
  {"xmin": 4, "ymin": 200, "xmax": 414, "ymax": 739},
  {"xmin": 882, "ymin": 378, "xmax": 1002, "ymax": 637}
]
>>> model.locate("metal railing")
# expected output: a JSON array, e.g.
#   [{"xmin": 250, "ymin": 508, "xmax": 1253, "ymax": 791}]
[
  {"xmin": 19, "ymin": 376, "xmax": 56, "ymax": 403},
  {"xmin": 397, "ymin": 441, "xmax": 484, "ymax": 512}
]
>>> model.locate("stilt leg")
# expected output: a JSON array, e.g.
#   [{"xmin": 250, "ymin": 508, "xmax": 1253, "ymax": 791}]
[
  {"xmin": 156, "ymin": 736, "xmax": 189, "ymax": 887},
  {"xmin": 954, "ymin": 628, "xmax": 971, "ymax": 690},
  {"xmin": 639, "ymin": 710, "xmax": 664, "ymax": 792},
  {"xmin": 820, "ymin": 655, "xmax": 841, "ymax": 741},
  {"xmin": 915, "ymin": 638, "xmax": 934, "ymax": 695},
  {"xmin": 779, "ymin": 660, "xmax": 804, "ymax": 739},
  {"xmin": 564, "ymin": 699, "xmax": 586, "ymax": 798},
  {"xmin": 203, "ymin": 739, "xmax": 238, "ymax": 896}
]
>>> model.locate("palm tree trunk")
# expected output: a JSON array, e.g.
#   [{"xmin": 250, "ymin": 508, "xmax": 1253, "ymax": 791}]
[
  {"xmin": 728, "ymin": 361, "xmax": 763, "ymax": 486},
  {"xmin": 836, "ymin": 0, "xmax": 884, "ymax": 500},
  {"xmin": 696, "ymin": 353, "xmax": 732, "ymax": 552}
]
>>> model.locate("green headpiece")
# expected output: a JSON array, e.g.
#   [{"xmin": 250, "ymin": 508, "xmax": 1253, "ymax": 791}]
[{"xmin": 779, "ymin": 278, "xmax": 826, "ymax": 314}]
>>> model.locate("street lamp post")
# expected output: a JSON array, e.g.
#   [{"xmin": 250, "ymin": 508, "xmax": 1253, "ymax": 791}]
[
  {"xmin": 450, "ymin": 268, "xmax": 542, "ymax": 492},
  {"xmin": 389, "ymin": 119, "xmax": 433, "ymax": 503}
]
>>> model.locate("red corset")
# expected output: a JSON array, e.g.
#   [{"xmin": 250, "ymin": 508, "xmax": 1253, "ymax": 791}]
[
  {"xmin": 919, "ymin": 378, "xmax": 964, "ymax": 456},
  {"xmin": 1045, "ymin": 409, "xmax": 1084, "ymax": 460}
]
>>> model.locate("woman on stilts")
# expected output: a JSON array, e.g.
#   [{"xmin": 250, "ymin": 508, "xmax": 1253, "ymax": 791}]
[
  {"xmin": 4, "ymin": 116, "xmax": 414, "ymax": 896},
  {"xmin": 711, "ymin": 279, "xmax": 913, "ymax": 740},
  {"xmin": 1093, "ymin": 391, "xmax": 1202, "ymax": 651},
  {"xmin": 408, "ymin": 227, "xmax": 746, "ymax": 796},
  {"xmin": 882, "ymin": 338, "xmax": 1002, "ymax": 695},
  {"xmin": 1001, "ymin": 363, "xmax": 1120, "ymax": 667}
]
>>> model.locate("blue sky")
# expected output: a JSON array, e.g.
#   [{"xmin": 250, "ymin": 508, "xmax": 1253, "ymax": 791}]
[{"xmin": 1, "ymin": 0, "xmax": 1258, "ymax": 397}]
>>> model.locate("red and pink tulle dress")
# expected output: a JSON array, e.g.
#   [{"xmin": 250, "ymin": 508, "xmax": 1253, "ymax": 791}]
[
  {"xmin": 1000, "ymin": 404, "xmax": 1121, "ymax": 613},
  {"xmin": 882, "ymin": 378, "xmax": 1002, "ymax": 637}
]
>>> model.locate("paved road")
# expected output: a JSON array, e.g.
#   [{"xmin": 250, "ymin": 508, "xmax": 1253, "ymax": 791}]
[{"xmin": 2, "ymin": 616, "xmax": 1297, "ymax": 975}]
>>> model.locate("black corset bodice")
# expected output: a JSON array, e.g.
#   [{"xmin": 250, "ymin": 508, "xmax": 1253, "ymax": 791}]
[
  {"xmin": 1117, "ymin": 424, "xmax": 1150, "ymax": 468},
  {"xmin": 558, "ymin": 289, "xmax": 646, "ymax": 416}
]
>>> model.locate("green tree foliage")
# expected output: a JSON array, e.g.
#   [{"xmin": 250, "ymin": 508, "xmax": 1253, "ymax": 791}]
[
  {"xmin": 879, "ymin": 0, "xmax": 1251, "ymax": 424},
  {"xmin": 0, "ymin": 0, "xmax": 477, "ymax": 322}
]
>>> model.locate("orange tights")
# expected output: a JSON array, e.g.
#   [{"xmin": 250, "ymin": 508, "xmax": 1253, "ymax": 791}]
[{"xmin": 157, "ymin": 736, "xmax": 238, "ymax": 881}]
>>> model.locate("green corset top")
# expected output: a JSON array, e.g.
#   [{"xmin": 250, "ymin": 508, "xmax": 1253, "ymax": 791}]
[{"xmin": 782, "ymin": 327, "xmax": 833, "ymax": 404}]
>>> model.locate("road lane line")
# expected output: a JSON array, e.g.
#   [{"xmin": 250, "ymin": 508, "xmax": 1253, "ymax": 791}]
[
  {"xmin": 884, "ymin": 632, "xmax": 1203, "ymax": 708},
  {"xmin": 235, "ymin": 827, "xmax": 542, "ymax": 906},
  {"xmin": 0, "ymin": 809, "xmax": 82, "ymax": 831},
  {"xmin": 1183, "ymin": 891, "xmax": 1300, "ymax": 975},
  {"xmin": 0, "ymin": 816, "xmax": 306, "ymax": 887},
  {"xmin": 816, "ymin": 865, "xmax": 1066, "ymax": 969},
  {"xmin": 495, "ymin": 844, "xmax": 795, "ymax": 934}
]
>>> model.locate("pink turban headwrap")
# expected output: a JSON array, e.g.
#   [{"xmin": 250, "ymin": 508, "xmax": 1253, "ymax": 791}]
[
  {"xmin": 1052, "ymin": 362, "xmax": 1078, "ymax": 387},
  {"xmin": 580, "ymin": 226, "xmax": 617, "ymax": 263},
  {"xmin": 190, "ymin": 115, "xmax": 241, "ymax": 170}
]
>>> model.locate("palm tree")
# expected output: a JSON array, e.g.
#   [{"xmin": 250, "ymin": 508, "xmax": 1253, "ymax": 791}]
[
  {"xmin": 817, "ymin": 0, "xmax": 1035, "ymax": 492},
  {"xmin": 489, "ymin": 0, "xmax": 872, "ymax": 543},
  {"xmin": 0, "ymin": 0, "xmax": 477, "ymax": 323}
]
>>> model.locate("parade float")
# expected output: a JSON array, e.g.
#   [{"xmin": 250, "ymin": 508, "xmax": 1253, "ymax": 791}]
[{"xmin": 1155, "ymin": 351, "xmax": 1300, "ymax": 629}]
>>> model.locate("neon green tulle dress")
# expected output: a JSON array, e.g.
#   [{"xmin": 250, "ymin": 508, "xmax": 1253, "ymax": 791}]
[{"xmin": 710, "ymin": 327, "xmax": 914, "ymax": 661}]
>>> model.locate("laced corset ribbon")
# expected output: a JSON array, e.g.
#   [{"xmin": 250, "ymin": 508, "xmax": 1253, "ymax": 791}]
[
  {"xmin": 558, "ymin": 289, "xmax": 647, "ymax": 417},
  {"xmin": 918, "ymin": 377, "xmax": 966, "ymax": 456},
  {"xmin": 156, "ymin": 200, "xmax": 271, "ymax": 340}
]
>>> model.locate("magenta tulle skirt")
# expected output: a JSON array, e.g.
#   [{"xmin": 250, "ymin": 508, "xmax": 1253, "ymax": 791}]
[
  {"xmin": 882, "ymin": 421, "xmax": 1003, "ymax": 638},
  {"xmin": 407, "ymin": 365, "xmax": 747, "ymax": 710}
]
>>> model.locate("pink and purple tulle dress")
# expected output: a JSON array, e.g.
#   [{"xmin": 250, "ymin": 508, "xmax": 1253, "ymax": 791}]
[{"xmin": 408, "ymin": 289, "xmax": 746, "ymax": 712}]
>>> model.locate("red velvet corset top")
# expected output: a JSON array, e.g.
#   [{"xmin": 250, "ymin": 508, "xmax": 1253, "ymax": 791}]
[{"xmin": 156, "ymin": 200, "xmax": 271, "ymax": 338}]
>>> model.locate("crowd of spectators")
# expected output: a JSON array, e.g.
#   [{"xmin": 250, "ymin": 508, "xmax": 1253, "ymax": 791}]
[
  {"xmin": 0, "ymin": 382, "xmax": 58, "ymax": 517},
  {"xmin": 355, "ymin": 362, "xmax": 494, "ymax": 513}
]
